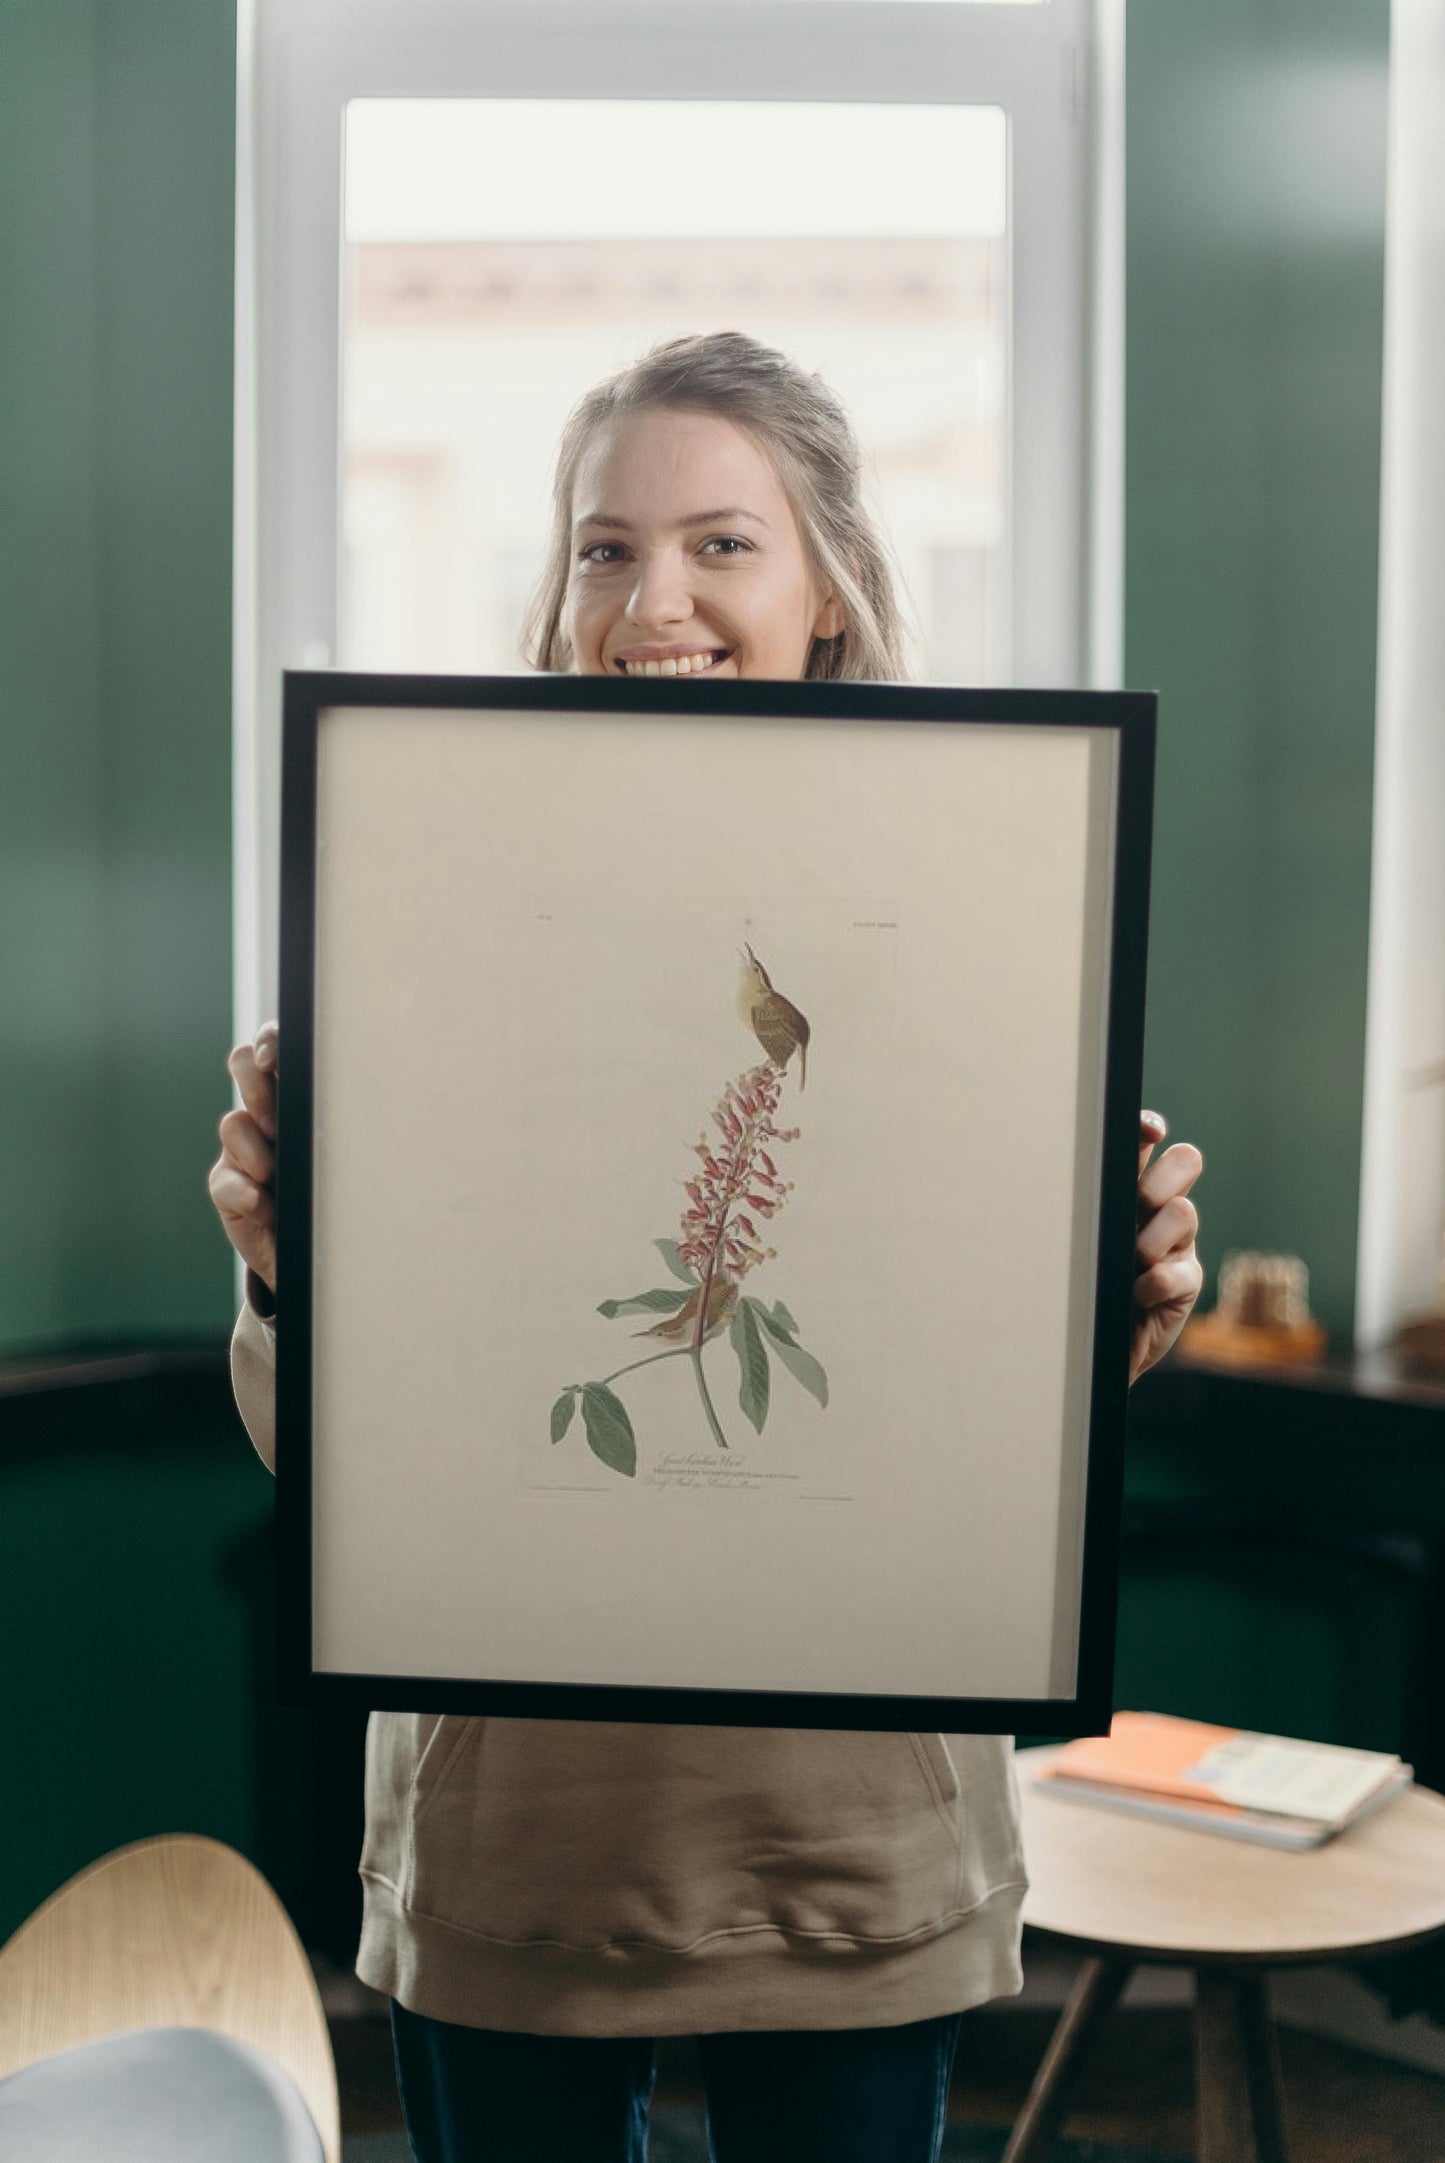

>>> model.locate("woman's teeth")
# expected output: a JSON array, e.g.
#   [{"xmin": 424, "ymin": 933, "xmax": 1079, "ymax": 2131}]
[{"xmin": 621, "ymin": 651, "xmax": 726, "ymax": 677}]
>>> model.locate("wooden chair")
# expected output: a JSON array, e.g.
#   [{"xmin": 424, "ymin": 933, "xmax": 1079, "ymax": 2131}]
[
  {"xmin": 1006, "ymin": 1746, "xmax": 1445, "ymax": 2163},
  {"xmin": 0, "ymin": 1833, "xmax": 340, "ymax": 2162}
]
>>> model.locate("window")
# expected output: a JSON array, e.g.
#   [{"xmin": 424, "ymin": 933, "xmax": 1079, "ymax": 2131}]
[
  {"xmin": 237, "ymin": 0, "xmax": 1118, "ymax": 1023},
  {"xmin": 340, "ymin": 99, "xmax": 1008, "ymax": 682}
]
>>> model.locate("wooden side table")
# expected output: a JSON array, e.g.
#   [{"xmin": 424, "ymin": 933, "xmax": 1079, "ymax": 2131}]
[{"xmin": 1007, "ymin": 1746, "xmax": 1445, "ymax": 2163}]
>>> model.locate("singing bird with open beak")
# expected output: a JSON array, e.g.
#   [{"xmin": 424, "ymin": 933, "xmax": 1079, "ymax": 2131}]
[{"xmin": 739, "ymin": 943, "xmax": 810, "ymax": 1089}]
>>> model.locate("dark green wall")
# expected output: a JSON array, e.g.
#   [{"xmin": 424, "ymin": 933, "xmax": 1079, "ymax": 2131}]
[
  {"xmin": 0, "ymin": 0, "xmax": 236, "ymax": 1352},
  {"xmin": 0, "ymin": 0, "xmax": 258, "ymax": 1946},
  {"xmin": 0, "ymin": 1389, "xmax": 273, "ymax": 1941},
  {"xmin": 1124, "ymin": 4, "xmax": 1384, "ymax": 1349},
  {"xmin": 1, "ymin": 4, "xmax": 109, "ymax": 1342},
  {"xmin": 1128, "ymin": 0, "xmax": 1390, "ymax": 1341},
  {"xmin": 0, "ymin": 1379, "xmax": 367, "ymax": 1955}
]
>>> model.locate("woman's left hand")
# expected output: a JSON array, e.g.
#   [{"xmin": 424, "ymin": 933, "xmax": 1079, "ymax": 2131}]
[{"xmin": 1130, "ymin": 1112, "xmax": 1204, "ymax": 1384}]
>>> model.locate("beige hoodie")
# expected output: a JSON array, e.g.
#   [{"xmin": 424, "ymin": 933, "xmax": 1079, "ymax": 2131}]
[{"xmin": 233, "ymin": 1297, "xmax": 1027, "ymax": 2035}]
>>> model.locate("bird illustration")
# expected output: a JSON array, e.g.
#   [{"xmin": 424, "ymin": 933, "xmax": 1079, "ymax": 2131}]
[
  {"xmin": 635, "ymin": 1274, "xmax": 738, "ymax": 1342},
  {"xmin": 738, "ymin": 944, "xmax": 810, "ymax": 1089}
]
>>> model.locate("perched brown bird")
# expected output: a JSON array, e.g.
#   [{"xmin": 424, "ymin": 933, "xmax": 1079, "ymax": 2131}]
[
  {"xmin": 636, "ymin": 1274, "xmax": 737, "ymax": 1341},
  {"xmin": 738, "ymin": 944, "xmax": 810, "ymax": 1089}
]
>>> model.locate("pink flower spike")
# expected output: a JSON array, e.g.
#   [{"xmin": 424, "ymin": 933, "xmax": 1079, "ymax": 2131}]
[{"xmin": 675, "ymin": 1056, "xmax": 804, "ymax": 1297}]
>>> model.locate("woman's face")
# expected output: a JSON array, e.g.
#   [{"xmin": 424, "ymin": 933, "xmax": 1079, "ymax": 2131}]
[{"xmin": 563, "ymin": 407, "xmax": 842, "ymax": 681}]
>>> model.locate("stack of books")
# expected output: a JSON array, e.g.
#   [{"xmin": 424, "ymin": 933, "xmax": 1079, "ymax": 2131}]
[{"xmin": 1034, "ymin": 1712, "xmax": 1412, "ymax": 1850}]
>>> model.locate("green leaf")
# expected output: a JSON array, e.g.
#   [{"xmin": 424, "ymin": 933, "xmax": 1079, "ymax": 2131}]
[
  {"xmin": 769, "ymin": 1334, "xmax": 830, "ymax": 1410},
  {"xmin": 581, "ymin": 1384, "xmax": 637, "ymax": 1477},
  {"xmin": 654, "ymin": 1238, "xmax": 697, "ymax": 1285},
  {"xmin": 752, "ymin": 1302, "xmax": 829, "ymax": 1409},
  {"xmin": 597, "ymin": 1287, "xmax": 692, "ymax": 1319},
  {"xmin": 729, "ymin": 1301, "xmax": 771, "ymax": 1435},
  {"xmin": 746, "ymin": 1295, "xmax": 797, "ymax": 1345},
  {"xmin": 549, "ymin": 1390, "xmax": 576, "ymax": 1445}
]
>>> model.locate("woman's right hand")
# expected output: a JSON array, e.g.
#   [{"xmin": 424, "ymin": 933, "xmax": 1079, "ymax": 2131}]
[{"xmin": 209, "ymin": 1021, "xmax": 279, "ymax": 1295}]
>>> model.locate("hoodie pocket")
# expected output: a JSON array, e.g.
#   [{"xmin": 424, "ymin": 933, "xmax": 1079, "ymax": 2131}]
[
  {"xmin": 411, "ymin": 1716, "xmax": 475, "ymax": 1822},
  {"xmin": 400, "ymin": 1719, "xmax": 979, "ymax": 1952},
  {"xmin": 359, "ymin": 1711, "xmax": 471, "ymax": 1895},
  {"xmin": 909, "ymin": 1731, "xmax": 962, "ymax": 1833},
  {"xmin": 402, "ymin": 1715, "xmax": 482, "ymax": 1896}
]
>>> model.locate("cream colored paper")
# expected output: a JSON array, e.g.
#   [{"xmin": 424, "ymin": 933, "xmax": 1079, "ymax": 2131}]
[{"xmin": 308, "ymin": 703, "xmax": 1115, "ymax": 1702}]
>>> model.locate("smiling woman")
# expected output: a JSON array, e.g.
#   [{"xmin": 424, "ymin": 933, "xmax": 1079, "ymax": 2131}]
[
  {"xmin": 214, "ymin": 319, "xmax": 1201, "ymax": 2163},
  {"xmin": 523, "ymin": 331, "xmax": 911, "ymax": 683}
]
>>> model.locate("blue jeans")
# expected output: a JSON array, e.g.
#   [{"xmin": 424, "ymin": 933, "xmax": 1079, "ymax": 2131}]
[{"xmin": 390, "ymin": 2000, "xmax": 965, "ymax": 2163}]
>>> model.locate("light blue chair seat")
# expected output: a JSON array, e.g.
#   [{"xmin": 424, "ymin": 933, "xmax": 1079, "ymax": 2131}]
[{"xmin": 0, "ymin": 2025, "xmax": 325, "ymax": 2162}]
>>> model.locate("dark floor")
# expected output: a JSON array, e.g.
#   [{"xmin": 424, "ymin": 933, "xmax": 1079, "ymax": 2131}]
[{"xmin": 332, "ymin": 2001, "xmax": 1445, "ymax": 2162}]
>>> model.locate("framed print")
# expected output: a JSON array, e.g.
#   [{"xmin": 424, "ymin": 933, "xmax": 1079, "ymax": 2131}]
[{"xmin": 276, "ymin": 673, "xmax": 1155, "ymax": 1734}]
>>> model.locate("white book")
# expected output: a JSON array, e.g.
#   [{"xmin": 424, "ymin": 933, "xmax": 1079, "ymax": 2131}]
[
  {"xmin": 1038, "ymin": 1763, "xmax": 1414, "ymax": 1851},
  {"xmin": 1191, "ymin": 1733, "xmax": 1404, "ymax": 1823}
]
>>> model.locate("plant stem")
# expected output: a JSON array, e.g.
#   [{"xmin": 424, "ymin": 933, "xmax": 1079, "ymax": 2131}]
[
  {"xmin": 597, "ymin": 1348, "xmax": 691, "ymax": 1389},
  {"xmin": 692, "ymin": 1225, "xmax": 725, "ymax": 1352},
  {"xmin": 690, "ymin": 1349, "xmax": 731, "ymax": 1450}
]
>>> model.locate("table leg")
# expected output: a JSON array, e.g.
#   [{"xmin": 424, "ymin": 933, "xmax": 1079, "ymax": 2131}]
[
  {"xmin": 1000, "ymin": 1955, "xmax": 1131, "ymax": 2163},
  {"xmin": 1195, "ymin": 1968, "xmax": 1289, "ymax": 2163},
  {"xmin": 1239, "ymin": 1972, "xmax": 1289, "ymax": 2163}
]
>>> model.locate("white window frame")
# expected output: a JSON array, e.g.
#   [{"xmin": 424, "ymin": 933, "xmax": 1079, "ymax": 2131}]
[
  {"xmin": 1355, "ymin": 1, "xmax": 1445, "ymax": 1351},
  {"xmin": 234, "ymin": 0, "xmax": 1122, "ymax": 1029}
]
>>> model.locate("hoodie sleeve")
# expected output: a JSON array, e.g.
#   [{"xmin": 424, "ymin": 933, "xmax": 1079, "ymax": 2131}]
[{"xmin": 231, "ymin": 1272, "xmax": 278, "ymax": 1475}]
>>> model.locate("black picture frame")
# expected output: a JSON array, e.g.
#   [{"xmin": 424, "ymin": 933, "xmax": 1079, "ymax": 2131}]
[{"xmin": 276, "ymin": 671, "xmax": 1155, "ymax": 1735}]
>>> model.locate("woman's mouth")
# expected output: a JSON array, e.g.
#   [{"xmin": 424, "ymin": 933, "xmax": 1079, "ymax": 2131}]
[{"xmin": 615, "ymin": 649, "xmax": 731, "ymax": 678}]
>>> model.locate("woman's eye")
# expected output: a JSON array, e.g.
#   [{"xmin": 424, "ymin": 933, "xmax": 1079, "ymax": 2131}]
[
  {"xmin": 700, "ymin": 536, "xmax": 751, "ymax": 558},
  {"xmin": 579, "ymin": 541, "xmax": 627, "ymax": 565}
]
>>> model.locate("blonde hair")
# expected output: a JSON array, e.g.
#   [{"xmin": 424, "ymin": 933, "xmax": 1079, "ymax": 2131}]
[{"xmin": 522, "ymin": 331, "xmax": 914, "ymax": 682}]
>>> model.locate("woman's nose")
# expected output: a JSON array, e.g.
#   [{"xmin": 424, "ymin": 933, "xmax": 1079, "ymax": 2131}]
[{"xmin": 625, "ymin": 548, "xmax": 693, "ymax": 630}]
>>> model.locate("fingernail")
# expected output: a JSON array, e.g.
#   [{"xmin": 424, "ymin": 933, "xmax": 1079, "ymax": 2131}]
[{"xmin": 1142, "ymin": 1110, "xmax": 1167, "ymax": 1134}]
